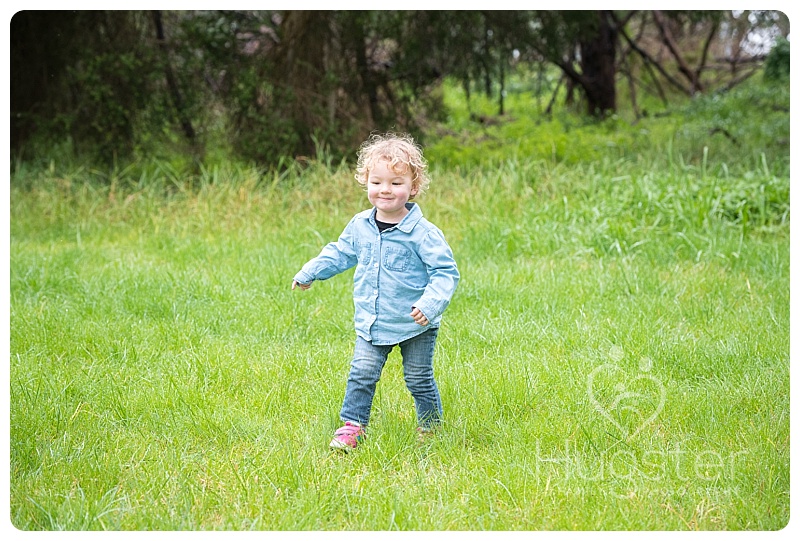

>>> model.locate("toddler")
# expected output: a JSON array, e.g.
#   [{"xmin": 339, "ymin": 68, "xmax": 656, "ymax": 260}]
[{"xmin": 292, "ymin": 133, "xmax": 459, "ymax": 451}]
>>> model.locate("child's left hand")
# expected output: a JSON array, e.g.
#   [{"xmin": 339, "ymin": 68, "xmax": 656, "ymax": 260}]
[{"xmin": 410, "ymin": 307, "xmax": 429, "ymax": 326}]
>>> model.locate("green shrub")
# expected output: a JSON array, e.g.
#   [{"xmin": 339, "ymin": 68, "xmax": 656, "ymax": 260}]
[{"xmin": 764, "ymin": 37, "xmax": 790, "ymax": 82}]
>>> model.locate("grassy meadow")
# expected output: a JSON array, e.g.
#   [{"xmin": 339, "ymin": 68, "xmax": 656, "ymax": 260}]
[{"xmin": 8, "ymin": 80, "xmax": 790, "ymax": 530}]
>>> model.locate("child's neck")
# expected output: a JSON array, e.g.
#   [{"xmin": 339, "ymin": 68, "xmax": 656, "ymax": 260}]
[{"xmin": 375, "ymin": 206, "xmax": 409, "ymax": 223}]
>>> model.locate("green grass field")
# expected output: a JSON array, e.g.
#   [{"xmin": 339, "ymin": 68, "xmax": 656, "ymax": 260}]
[{"xmin": 8, "ymin": 81, "xmax": 790, "ymax": 530}]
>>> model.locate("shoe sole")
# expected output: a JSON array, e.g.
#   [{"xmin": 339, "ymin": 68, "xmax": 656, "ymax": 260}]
[{"xmin": 329, "ymin": 439, "xmax": 354, "ymax": 451}]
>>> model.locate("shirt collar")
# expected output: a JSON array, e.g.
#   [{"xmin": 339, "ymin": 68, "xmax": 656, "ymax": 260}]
[
  {"xmin": 370, "ymin": 202, "xmax": 423, "ymax": 233},
  {"xmin": 397, "ymin": 203, "xmax": 422, "ymax": 232}
]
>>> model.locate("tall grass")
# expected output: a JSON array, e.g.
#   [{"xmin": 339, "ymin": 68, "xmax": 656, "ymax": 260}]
[{"xmin": 9, "ymin": 79, "xmax": 789, "ymax": 530}]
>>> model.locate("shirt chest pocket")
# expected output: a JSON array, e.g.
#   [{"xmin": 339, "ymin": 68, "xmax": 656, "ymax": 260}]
[
  {"xmin": 383, "ymin": 246, "xmax": 411, "ymax": 271},
  {"xmin": 356, "ymin": 242, "xmax": 372, "ymax": 265}
]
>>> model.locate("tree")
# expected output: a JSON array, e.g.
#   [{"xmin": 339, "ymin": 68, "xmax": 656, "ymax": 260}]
[
  {"xmin": 10, "ymin": 11, "xmax": 182, "ymax": 162},
  {"xmin": 615, "ymin": 10, "xmax": 786, "ymax": 110},
  {"xmin": 152, "ymin": 10, "xmax": 196, "ymax": 143},
  {"xmin": 481, "ymin": 11, "xmax": 621, "ymax": 117},
  {"xmin": 11, "ymin": 10, "xmax": 784, "ymax": 169},
  {"xmin": 10, "ymin": 11, "xmax": 83, "ymax": 150},
  {"xmin": 572, "ymin": 11, "xmax": 619, "ymax": 115},
  {"xmin": 224, "ymin": 10, "xmax": 409, "ymax": 163}
]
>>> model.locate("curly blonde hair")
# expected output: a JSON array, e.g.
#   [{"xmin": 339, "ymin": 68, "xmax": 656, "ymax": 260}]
[{"xmin": 354, "ymin": 132, "xmax": 431, "ymax": 198}]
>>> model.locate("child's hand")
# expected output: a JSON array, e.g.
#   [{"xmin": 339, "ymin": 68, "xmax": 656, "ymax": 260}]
[
  {"xmin": 410, "ymin": 307, "xmax": 429, "ymax": 326},
  {"xmin": 292, "ymin": 280, "xmax": 312, "ymax": 291}
]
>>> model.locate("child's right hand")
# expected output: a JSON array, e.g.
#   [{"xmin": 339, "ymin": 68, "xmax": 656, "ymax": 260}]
[{"xmin": 292, "ymin": 280, "xmax": 312, "ymax": 290}]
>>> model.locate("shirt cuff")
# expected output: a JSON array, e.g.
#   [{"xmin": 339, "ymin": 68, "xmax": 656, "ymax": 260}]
[
  {"xmin": 294, "ymin": 270, "xmax": 314, "ymax": 285},
  {"xmin": 412, "ymin": 300, "xmax": 438, "ymax": 323}
]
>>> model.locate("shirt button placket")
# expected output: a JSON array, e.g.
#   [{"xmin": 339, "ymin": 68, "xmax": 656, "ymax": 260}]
[
  {"xmin": 372, "ymin": 237, "xmax": 380, "ymax": 326},
  {"xmin": 374, "ymin": 235, "xmax": 381, "ymax": 291}
]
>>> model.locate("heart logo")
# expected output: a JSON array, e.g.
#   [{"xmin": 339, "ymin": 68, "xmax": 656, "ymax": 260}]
[{"xmin": 587, "ymin": 356, "xmax": 665, "ymax": 439}]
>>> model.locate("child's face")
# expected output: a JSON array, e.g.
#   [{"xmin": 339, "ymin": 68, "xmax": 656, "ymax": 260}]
[{"xmin": 367, "ymin": 159, "xmax": 418, "ymax": 221}]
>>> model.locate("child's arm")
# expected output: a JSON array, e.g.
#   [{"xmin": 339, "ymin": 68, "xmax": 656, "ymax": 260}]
[
  {"xmin": 412, "ymin": 229, "xmax": 460, "ymax": 323},
  {"xmin": 292, "ymin": 219, "xmax": 358, "ymax": 290}
]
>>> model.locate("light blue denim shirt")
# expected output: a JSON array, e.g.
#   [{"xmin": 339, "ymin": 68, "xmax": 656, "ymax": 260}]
[{"xmin": 294, "ymin": 202, "xmax": 459, "ymax": 345}]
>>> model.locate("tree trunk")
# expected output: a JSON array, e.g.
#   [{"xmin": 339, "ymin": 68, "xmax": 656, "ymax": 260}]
[
  {"xmin": 545, "ymin": 75, "xmax": 565, "ymax": 116},
  {"xmin": 152, "ymin": 10, "xmax": 195, "ymax": 141},
  {"xmin": 269, "ymin": 11, "xmax": 331, "ymax": 156},
  {"xmin": 498, "ymin": 60, "xmax": 505, "ymax": 115},
  {"xmin": 347, "ymin": 13, "xmax": 381, "ymax": 127},
  {"xmin": 578, "ymin": 10, "xmax": 617, "ymax": 116}
]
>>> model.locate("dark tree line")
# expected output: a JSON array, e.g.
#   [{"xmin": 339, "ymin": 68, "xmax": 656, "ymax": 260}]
[{"xmin": 10, "ymin": 10, "xmax": 786, "ymax": 168}]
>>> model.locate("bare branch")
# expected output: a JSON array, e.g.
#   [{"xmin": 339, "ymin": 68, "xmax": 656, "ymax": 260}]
[
  {"xmin": 612, "ymin": 11, "xmax": 692, "ymax": 96},
  {"xmin": 721, "ymin": 67, "xmax": 759, "ymax": 92},
  {"xmin": 652, "ymin": 10, "xmax": 703, "ymax": 93},
  {"xmin": 695, "ymin": 20, "xmax": 718, "ymax": 83}
]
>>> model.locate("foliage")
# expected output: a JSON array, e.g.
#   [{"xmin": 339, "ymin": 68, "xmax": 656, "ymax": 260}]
[
  {"xmin": 68, "ymin": 51, "xmax": 163, "ymax": 160},
  {"xmin": 9, "ymin": 12, "xmax": 169, "ymax": 164},
  {"xmin": 10, "ymin": 10, "xmax": 788, "ymax": 170},
  {"xmin": 763, "ymin": 37, "xmax": 790, "ymax": 82},
  {"xmin": 425, "ymin": 75, "xmax": 788, "ymax": 182},
  {"xmin": 679, "ymin": 81, "xmax": 788, "ymax": 163}
]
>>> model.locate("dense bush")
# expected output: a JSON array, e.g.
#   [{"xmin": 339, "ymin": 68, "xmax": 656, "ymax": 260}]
[{"xmin": 763, "ymin": 37, "xmax": 790, "ymax": 82}]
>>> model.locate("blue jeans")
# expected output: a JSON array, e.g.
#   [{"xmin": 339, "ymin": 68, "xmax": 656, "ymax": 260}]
[{"xmin": 339, "ymin": 327, "xmax": 442, "ymax": 430}]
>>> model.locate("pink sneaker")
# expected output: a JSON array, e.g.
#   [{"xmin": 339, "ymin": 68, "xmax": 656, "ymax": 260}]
[{"xmin": 329, "ymin": 421, "xmax": 366, "ymax": 451}]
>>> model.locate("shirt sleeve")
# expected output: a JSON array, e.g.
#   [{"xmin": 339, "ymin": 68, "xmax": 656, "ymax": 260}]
[
  {"xmin": 294, "ymin": 219, "xmax": 358, "ymax": 284},
  {"xmin": 412, "ymin": 228, "xmax": 460, "ymax": 322}
]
